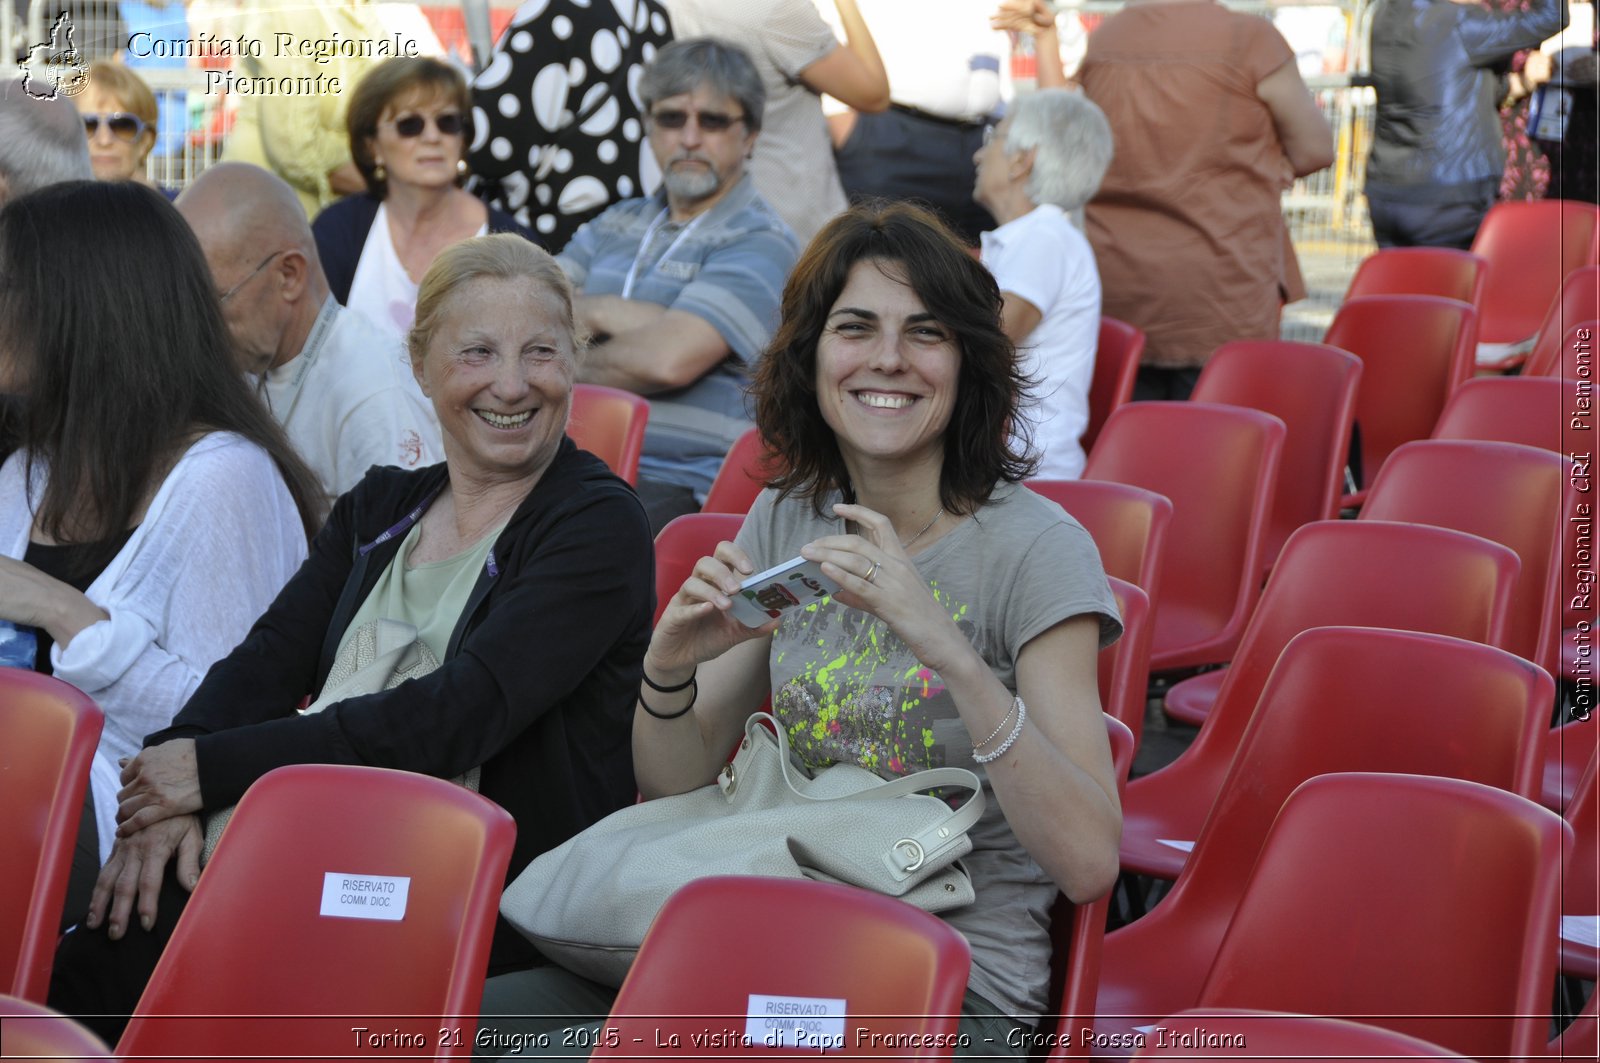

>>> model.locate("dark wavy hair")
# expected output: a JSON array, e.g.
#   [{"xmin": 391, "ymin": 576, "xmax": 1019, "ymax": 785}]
[
  {"xmin": 752, "ymin": 201, "xmax": 1034, "ymax": 517},
  {"xmin": 0, "ymin": 181, "xmax": 322, "ymax": 573}
]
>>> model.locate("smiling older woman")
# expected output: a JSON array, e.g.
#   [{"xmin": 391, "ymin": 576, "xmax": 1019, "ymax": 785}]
[{"xmin": 50, "ymin": 234, "xmax": 654, "ymax": 1041}]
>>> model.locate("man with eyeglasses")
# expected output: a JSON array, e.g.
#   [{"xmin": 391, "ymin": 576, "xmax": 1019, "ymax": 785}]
[
  {"xmin": 555, "ymin": 37, "xmax": 799, "ymax": 533},
  {"xmin": 178, "ymin": 162, "xmax": 443, "ymax": 509}
]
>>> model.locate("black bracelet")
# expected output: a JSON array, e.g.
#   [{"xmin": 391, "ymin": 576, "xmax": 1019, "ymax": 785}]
[
  {"xmin": 642, "ymin": 667, "xmax": 696, "ymax": 694},
  {"xmin": 639, "ymin": 676, "xmax": 697, "ymax": 720}
]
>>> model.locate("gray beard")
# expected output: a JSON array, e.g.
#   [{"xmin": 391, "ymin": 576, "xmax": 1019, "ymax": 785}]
[{"xmin": 662, "ymin": 166, "xmax": 721, "ymax": 202}]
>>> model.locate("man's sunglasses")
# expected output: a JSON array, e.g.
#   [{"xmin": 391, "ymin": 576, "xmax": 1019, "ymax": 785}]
[
  {"xmin": 649, "ymin": 108, "xmax": 746, "ymax": 133},
  {"xmin": 385, "ymin": 112, "xmax": 465, "ymax": 138},
  {"xmin": 82, "ymin": 112, "xmax": 148, "ymax": 142}
]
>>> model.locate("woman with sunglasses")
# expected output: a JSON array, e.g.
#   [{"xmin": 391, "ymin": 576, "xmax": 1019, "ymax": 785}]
[
  {"xmin": 72, "ymin": 61, "xmax": 175, "ymax": 198},
  {"xmin": 313, "ymin": 56, "xmax": 535, "ymax": 344}
]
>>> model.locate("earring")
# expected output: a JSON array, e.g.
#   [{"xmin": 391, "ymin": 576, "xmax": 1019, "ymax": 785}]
[
  {"xmin": 456, "ymin": 158, "xmax": 469, "ymax": 177},
  {"xmin": 373, "ymin": 162, "xmax": 387, "ymax": 182}
]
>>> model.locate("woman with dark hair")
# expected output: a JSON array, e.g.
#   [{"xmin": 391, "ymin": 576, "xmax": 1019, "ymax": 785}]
[
  {"xmin": 0, "ymin": 180, "xmax": 321, "ymax": 918},
  {"xmin": 486, "ymin": 203, "xmax": 1123, "ymax": 1051},
  {"xmin": 312, "ymin": 56, "xmax": 535, "ymax": 344}
]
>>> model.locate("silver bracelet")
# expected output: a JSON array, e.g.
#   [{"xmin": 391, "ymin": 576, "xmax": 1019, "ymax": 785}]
[
  {"xmin": 972, "ymin": 695, "xmax": 1020, "ymax": 752},
  {"xmin": 973, "ymin": 696, "xmax": 1027, "ymax": 764}
]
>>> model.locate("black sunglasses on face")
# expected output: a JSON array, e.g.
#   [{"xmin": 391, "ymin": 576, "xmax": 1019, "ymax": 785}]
[
  {"xmin": 649, "ymin": 108, "xmax": 746, "ymax": 133},
  {"xmin": 82, "ymin": 112, "xmax": 147, "ymax": 142},
  {"xmin": 386, "ymin": 112, "xmax": 465, "ymax": 138}
]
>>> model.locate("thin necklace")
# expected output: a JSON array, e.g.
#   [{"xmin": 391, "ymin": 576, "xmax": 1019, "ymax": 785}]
[{"xmin": 900, "ymin": 508, "xmax": 944, "ymax": 552}]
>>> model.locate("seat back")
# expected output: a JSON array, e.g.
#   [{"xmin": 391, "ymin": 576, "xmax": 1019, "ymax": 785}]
[
  {"xmin": 1529, "ymin": 318, "xmax": 1600, "ymax": 381},
  {"xmin": 654, "ymin": 512, "xmax": 747, "ymax": 626},
  {"xmin": 118, "ymin": 765, "xmax": 516, "ymax": 1060},
  {"xmin": 1197, "ymin": 772, "xmax": 1568, "ymax": 1060},
  {"xmin": 1471, "ymin": 200, "xmax": 1600, "ymax": 346},
  {"xmin": 1133, "ymin": 1009, "xmax": 1473, "ymax": 1059},
  {"xmin": 1099, "ymin": 579, "xmax": 1152, "ymax": 747},
  {"xmin": 1083, "ymin": 316, "xmax": 1144, "ymax": 454},
  {"xmin": 1084, "ymin": 402, "xmax": 1284, "ymax": 672},
  {"xmin": 1524, "ymin": 265, "xmax": 1600, "ymax": 376},
  {"xmin": 568, "ymin": 383, "xmax": 649, "ymax": 485},
  {"xmin": 1043, "ymin": 714, "xmax": 1135, "ymax": 1062},
  {"xmin": 0, "ymin": 993, "xmax": 111, "ymax": 1059},
  {"xmin": 1163, "ymin": 521, "xmax": 1519, "ymax": 805},
  {"xmin": 1025, "ymin": 479, "xmax": 1172, "ymax": 604},
  {"xmin": 596, "ymin": 876, "xmax": 971, "ymax": 1058},
  {"xmin": 0, "ymin": 671, "xmax": 102, "ymax": 1002},
  {"xmin": 1344, "ymin": 246, "xmax": 1488, "ymax": 306},
  {"xmin": 1191, "ymin": 340, "xmax": 1362, "ymax": 572},
  {"xmin": 1432, "ymin": 375, "xmax": 1566, "ymax": 452},
  {"xmin": 1362, "ymin": 439, "xmax": 1565, "ymax": 669},
  {"xmin": 1566, "ymin": 749, "xmax": 1599, "ymax": 911},
  {"xmin": 1322, "ymin": 294, "xmax": 1476, "ymax": 500},
  {"xmin": 702, "ymin": 427, "xmax": 780, "ymax": 515}
]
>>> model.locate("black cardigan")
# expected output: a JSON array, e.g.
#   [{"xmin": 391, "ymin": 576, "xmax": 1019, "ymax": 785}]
[
  {"xmin": 149, "ymin": 439, "xmax": 653, "ymax": 971},
  {"xmin": 312, "ymin": 194, "xmax": 542, "ymax": 304}
]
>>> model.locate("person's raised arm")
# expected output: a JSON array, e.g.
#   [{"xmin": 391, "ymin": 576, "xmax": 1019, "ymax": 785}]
[
  {"xmin": 799, "ymin": 0, "xmax": 890, "ymax": 112},
  {"xmin": 1256, "ymin": 59, "xmax": 1336, "ymax": 178},
  {"xmin": 992, "ymin": 0, "xmax": 1071, "ymax": 89}
]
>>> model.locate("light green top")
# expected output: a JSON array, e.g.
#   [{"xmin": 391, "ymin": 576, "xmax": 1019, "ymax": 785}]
[{"xmin": 338, "ymin": 519, "xmax": 505, "ymax": 663}]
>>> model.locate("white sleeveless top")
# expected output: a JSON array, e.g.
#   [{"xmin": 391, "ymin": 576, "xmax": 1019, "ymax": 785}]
[{"xmin": 347, "ymin": 203, "xmax": 487, "ymax": 344}]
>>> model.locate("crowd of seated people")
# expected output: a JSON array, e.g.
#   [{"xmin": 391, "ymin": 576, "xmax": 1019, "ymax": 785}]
[{"xmin": 2, "ymin": 0, "xmax": 1591, "ymax": 1053}]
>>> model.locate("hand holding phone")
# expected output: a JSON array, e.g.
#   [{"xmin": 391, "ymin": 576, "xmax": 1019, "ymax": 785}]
[{"xmin": 726, "ymin": 557, "xmax": 841, "ymax": 627}]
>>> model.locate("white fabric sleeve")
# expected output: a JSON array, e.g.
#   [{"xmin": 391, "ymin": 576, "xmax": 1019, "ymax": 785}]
[{"xmin": 333, "ymin": 390, "xmax": 446, "ymax": 491}]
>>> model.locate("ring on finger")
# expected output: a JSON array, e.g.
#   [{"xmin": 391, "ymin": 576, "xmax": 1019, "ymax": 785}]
[{"xmin": 864, "ymin": 560, "xmax": 881, "ymax": 584}]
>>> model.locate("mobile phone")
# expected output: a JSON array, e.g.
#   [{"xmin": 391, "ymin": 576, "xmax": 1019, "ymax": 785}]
[{"xmin": 726, "ymin": 557, "xmax": 841, "ymax": 627}]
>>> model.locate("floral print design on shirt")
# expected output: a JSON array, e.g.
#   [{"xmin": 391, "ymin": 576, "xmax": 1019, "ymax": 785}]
[{"xmin": 770, "ymin": 581, "xmax": 976, "ymax": 779}]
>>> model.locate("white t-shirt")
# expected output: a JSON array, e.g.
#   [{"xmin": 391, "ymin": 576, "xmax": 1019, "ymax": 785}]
[
  {"xmin": 263, "ymin": 297, "xmax": 444, "ymax": 506},
  {"xmin": 346, "ymin": 203, "xmax": 489, "ymax": 344},
  {"xmin": 980, "ymin": 204, "xmax": 1101, "ymax": 480}
]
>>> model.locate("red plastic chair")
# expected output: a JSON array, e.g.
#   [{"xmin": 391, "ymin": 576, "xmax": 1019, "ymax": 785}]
[
  {"xmin": 1344, "ymin": 246, "xmax": 1488, "ymax": 307},
  {"xmin": 1133, "ymin": 1009, "xmax": 1473, "ymax": 1060},
  {"xmin": 1193, "ymin": 773, "xmax": 1568, "ymax": 1061},
  {"xmin": 1362, "ymin": 440, "xmax": 1565, "ymax": 673},
  {"xmin": 654, "ymin": 512, "xmax": 747, "ymax": 626},
  {"xmin": 1322, "ymin": 294, "xmax": 1477, "ymax": 508},
  {"xmin": 1125, "ymin": 520, "xmax": 1519, "ymax": 881},
  {"xmin": 118, "ymin": 765, "xmax": 515, "ymax": 1060},
  {"xmin": 1544, "ymin": 717, "xmax": 1598, "ymax": 813},
  {"xmin": 702, "ymin": 427, "xmax": 781, "ymax": 516},
  {"xmin": 1083, "ymin": 317, "xmax": 1144, "ymax": 455},
  {"xmin": 1432, "ymin": 375, "xmax": 1566, "ymax": 453},
  {"xmin": 0, "ymin": 671, "xmax": 103, "ymax": 1002},
  {"xmin": 0, "ymin": 993, "xmax": 111, "ymax": 1060},
  {"xmin": 1096, "ymin": 627, "xmax": 1549, "ymax": 1048},
  {"xmin": 1040, "ymin": 714, "xmax": 1134, "ymax": 1061},
  {"xmin": 1190, "ymin": 339, "xmax": 1362, "ymax": 575},
  {"xmin": 1560, "ymin": 747, "xmax": 1598, "ymax": 982},
  {"xmin": 1099, "ymin": 579, "xmax": 1152, "ymax": 749},
  {"xmin": 1168, "ymin": 437, "xmax": 1563, "ymax": 729},
  {"xmin": 1470, "ymin": 200, "xmax": 1600, "ymax": 370},
  {"xmin": 1524, "ymin": 265, "xmax": 1599, "ymax": 377},
  {"xmin": 568, "ymin": 383, "xmax": 649, "ymax": 485},
  {"xmin": 1025, "ymin": 479, "xmax": 1172, "ymax": 605},
  {"xmin": 1083, "ymin": 403, "xmax": 1284, "ymax": 674},
  {"xmin": 594, "ymin": 876, "xmax": 970, "ymax": 1058}
]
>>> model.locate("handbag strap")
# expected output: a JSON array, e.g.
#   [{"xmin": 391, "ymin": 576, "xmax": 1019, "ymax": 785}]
[{"xmin": 727, "ymin": 713, "xmax": 987, "ymax": 878}]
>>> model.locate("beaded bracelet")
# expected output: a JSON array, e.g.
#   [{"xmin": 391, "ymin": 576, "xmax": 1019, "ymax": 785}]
[
  {"xmin": 972, "ymin": 696, "xmax": 1020, "ymax": 752},
  {"xmin": 973, "ymin": 696, "xmax": 1026, "ymax": 765},
  {"xmin": 639, "ymin": 675, "xmax": 697, "ymax": 720}
]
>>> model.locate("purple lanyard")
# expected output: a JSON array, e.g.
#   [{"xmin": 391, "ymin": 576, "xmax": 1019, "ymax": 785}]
[{"xmin": 357, "ymin": 482, "xmax": 502, "ymax": 578}]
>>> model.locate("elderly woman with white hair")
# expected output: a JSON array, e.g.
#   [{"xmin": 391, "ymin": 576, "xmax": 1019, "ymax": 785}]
[{"xmin": 973, "ymin": 89, "xmax": 1112, "ymax": 480}]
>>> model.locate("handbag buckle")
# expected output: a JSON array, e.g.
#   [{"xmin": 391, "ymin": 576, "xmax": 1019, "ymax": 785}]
[
  {"xmin": 893, "ymin": 839, "xmax": 925, "ymax": 872},
  {"xmin": 718, "ymin": 764, "xmax": 738, "ymax": 796}
]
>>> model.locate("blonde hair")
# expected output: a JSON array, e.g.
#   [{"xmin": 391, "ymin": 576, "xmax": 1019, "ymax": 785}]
[
  {"xmin": 408, "ymin": 234, "xmax": 586, "ymax": 365},
  {"xmin": 87, "ymin": 60, "xmax": 159, "ymax": 130}
]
